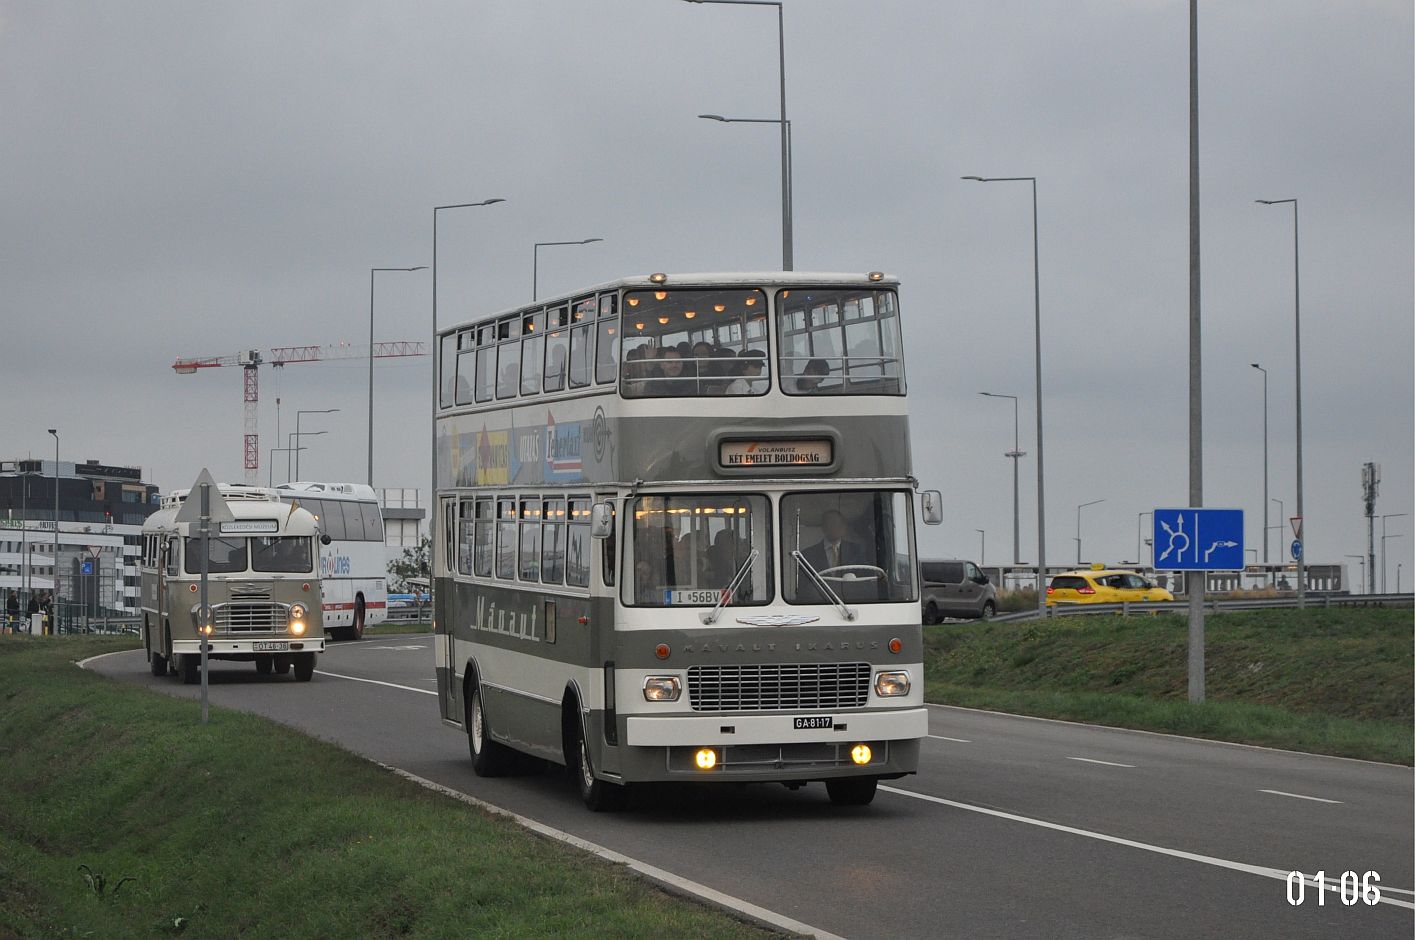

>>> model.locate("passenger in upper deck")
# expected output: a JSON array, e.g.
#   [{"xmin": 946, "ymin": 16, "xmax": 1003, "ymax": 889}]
[
  {"xmin": 650, "ymin": 347, "xmax": 697, "ymax": 395},
  {"xmin": 794, "ymin": 358, "xmax": 831, "ymax": 393},
  {"xmin": 725, "ymin": 349, "xmax": 767, "ymax": 395}
]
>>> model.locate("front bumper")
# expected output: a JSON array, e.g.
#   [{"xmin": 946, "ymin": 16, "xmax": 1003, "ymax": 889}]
[
  {"xmin": 625, "ymin": 706, "xmax": 927, "ymax": 747},
  {"xmin": 172, "ymin": 637, "xmax": 325, "ymax": 656}
]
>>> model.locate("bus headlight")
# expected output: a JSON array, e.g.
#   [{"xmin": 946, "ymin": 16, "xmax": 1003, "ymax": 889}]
[
  {"xmin": 290, "ymin": 620, "xmax": 307, "ymax": 636},
  {"xmin": 290, "ymin": 603, "xmax": 306, "ymax": 621},
  {"xmin": 643, "ymin": 676, "xmax": 681, "ymax": 702},
  {"xmin": 874, "ymin": 670, "xmax": 911, "ymax": 697}
]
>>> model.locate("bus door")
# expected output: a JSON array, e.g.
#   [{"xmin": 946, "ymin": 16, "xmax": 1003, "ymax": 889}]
[
  {"xmin": 158, "ymin": 537, "xmax": 176, "ymax": 642},
  {"xmin": 437, "ymin": 495, "xmax": 457, "ymax": 721}
]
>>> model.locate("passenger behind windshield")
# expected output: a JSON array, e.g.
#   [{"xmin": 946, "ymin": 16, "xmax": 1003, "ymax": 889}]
[
  {"xmin": 621, "ymin": 288, "xmax": 769, "ymax": 397},
  {"xmin": 627, "ymin": 495, "xmax": 771, "ymax": 607}
]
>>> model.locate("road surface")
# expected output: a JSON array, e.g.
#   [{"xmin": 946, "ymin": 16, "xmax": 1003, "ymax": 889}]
[{"xmin": 88, "ymin": 637, "xmax": 1414, "ymax": 939}]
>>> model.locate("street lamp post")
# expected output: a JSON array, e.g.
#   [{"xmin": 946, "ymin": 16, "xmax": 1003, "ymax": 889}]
[
  {"xmin": 963, "ymin": 175, "xmax": 1046, "ymax": 610},
  {"xmin": 684, "ymin": 0, "xmax": 790, "ymax": 269},
  {"xmin": 369, "ymin": 266, "xmax": 427, "ymax": 487},
  {"xmin": 532, "ymin": 239, "xmax": 603, "ymax": 302},
  {"xmin": 1380, "ymin": 513, "xmax": 1406, "ymax": 592},
  {"xmin": 699, "ymin": 115, "xmax": 793, "ymax": 267},
  {"xmin": 1076, "ymin": 499, "xmax": 1104, "ymax": 566},
  {"xmin": 979, "ymin": 392, "xmax": 1024, "ymax": 566},
  {"xmin": 1137, "ymin": 511, "xmax": 1153, "ymax": 568},
  {"xmin": 1344, "ymin": 554, "xmax": 1366, "ymax": 595},
  {"xmin": 1256, "ymin": 197, "xmax": 1303, "ymax": 607},
  {"xmin": 47, "ymin": 429, "xmax": 58, "ymax": 630},
  {"xmin": 269, "ymin": 446, "xmax": 307, "ymax": 487},
  {"xmin": 974, "ymin": 529, "xmax": 985, "ymax": 566},
  {"xmin": 293, "ymin": 410, "xmax": 339, "ymax": 480},
  {"xmin": 1250, "ymin": 363, "xmax": 1269, "ymax": 563}
]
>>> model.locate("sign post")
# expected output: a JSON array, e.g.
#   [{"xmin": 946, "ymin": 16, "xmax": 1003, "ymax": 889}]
[
  {"xmin": 174, "ymin": 469, "xmax": 234, "ymax": 724},
  {"xmin": 1153, "ymin": 508, "xmax": 1245, "ymax": 702}
]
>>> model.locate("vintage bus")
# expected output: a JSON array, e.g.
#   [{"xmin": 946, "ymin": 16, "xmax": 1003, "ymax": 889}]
[
  {"xmin": 433, "ymin": 272, "xmax": 941, "ymax": 810},
  {"xmin": 274, "ymin": 482, "xmax": 389, "ymax": 640},
  {"xmin": 140, "ymin": 485, "xmax": 326, "ymax": 682}
]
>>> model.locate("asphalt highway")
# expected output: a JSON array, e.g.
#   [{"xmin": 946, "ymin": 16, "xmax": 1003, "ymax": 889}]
[{"xmin": 89, "ymin": 637, "xmax": 1414, "ymax": 939}]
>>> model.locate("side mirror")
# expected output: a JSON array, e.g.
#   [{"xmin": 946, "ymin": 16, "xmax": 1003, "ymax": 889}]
[
  {"xmin": 590, "ymin": 502, "xmax": 614, "ymax": 540},
  {"xmin": 920, "ymin": 490, "xmax": 943, "ymax": 526},
  {"xmin": 320, "ymin": 534, "xmax": 332, "ymax": 545}
]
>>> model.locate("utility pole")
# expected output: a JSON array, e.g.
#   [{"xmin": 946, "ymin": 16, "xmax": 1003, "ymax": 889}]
[{"xmin": 1186, "ymin": 0, "xmax": 1205, "ymax": 702}]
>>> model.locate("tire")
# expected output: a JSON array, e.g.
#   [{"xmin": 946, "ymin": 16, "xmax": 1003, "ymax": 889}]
[
  {"xmin": 255, "ymin": 656, "xmax": 273, "ymax": 675},
  {"xmin": 272, "ymin": 655, "xmax": 291, "ymax": 676},
  {"xmin": 351, "ymin": 597, "xmax": 365, "ymax": 640},
  {"xmin": 981, "ymin": 600, "xmax": 996, "ymax": 620},
  {"xmin": 825, "ymin": 776, "xmax": 878, "ymax": 806},
  {"xmin": 567, "ymin": 703, "xmax": 626, "ymax": 812},
  {"xmin": 147, "ymin": 624, "xmax": 168, "ymax": 677},
  {"xmin": 923, "ymin": 602, "xmax": 938, "ymax": 626},
  {"xmin": 179, "ymin": 653, "xmax": 200, "ymax": 685},
  {"xmin": 293, "ymin": 652, "xmax": 316, "ymax": 682},
  {"xmin": 465, "ymin": 681, "xmax": 517, "ymax": 776}
]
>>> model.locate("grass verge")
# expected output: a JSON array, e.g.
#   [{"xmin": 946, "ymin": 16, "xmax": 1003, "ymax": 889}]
[
  {"xmin": 0, "ymin": 635, "xmax": 775, "ymax": 939},
  {"xmin": 924, "ymin": 608, "xmax": 1413, "ymax": 764}
]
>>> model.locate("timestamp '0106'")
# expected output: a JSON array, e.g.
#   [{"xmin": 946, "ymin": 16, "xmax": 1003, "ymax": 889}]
[{"xmin": 1286, "ymin": 871, "xmax": 1380, "ymax": 906}]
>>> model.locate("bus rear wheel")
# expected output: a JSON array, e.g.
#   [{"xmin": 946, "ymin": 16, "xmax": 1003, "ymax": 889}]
[
  {"xmin": 338, "ymin": 598, "xmax": 366, "ymax": 641},
  {"xmin": 293, "ymin": 652, "xmax": 316, "ymax": 682},
  {"xmin": 466, "ymin": 681, "xmax": 516, "ymax": 777},
  {"xmin": 825, "ymin": 776, "xmax": 878, "ymax": 806}
]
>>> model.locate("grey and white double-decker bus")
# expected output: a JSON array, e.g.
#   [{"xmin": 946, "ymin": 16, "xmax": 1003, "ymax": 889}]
[
  {"xmin": 140, "ymin": 485, "xmax": 326, "ymax": 682},
  {"xmin": 433, "ymin": 272, "xmax": 941, "ymax": 810}
]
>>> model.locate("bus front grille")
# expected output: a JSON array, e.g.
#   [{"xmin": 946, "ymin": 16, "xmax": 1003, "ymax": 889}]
[
  {"xmin": 215, "ymin": 603, "xmax": 289, "ymax": 634},
  {"xmin": 687, "ymin": 662, "xmax": 871, "ymax": 712}
]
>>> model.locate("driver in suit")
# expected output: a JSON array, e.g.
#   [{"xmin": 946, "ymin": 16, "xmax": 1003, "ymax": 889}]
[{"xmin": 803, "ymin": 509, "xmax": 870, "ymax": 571}]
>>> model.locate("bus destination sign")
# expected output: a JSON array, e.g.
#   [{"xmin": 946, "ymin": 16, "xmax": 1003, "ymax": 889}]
[
  {"xmin": 719, "ymin": 439, "xmax": 833, "ymax": 469},
  {"xmin": 220, "ymin": 519, "xmax": 280, "ymax": 534}
]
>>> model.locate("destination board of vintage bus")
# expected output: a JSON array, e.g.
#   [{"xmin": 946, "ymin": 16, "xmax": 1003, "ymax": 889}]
[{"xmin": 719, "ymin": 439, "xmax": 834, "ymax": 468}]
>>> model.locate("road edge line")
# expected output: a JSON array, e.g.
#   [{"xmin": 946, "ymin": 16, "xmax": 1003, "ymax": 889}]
[
  {"xmin": 923, "ymin": 702, "xmax": 1409, "ymax": 768},
  {"xmin": 382, "ymin": 764, "xmax": 845, "ymax": 940}
]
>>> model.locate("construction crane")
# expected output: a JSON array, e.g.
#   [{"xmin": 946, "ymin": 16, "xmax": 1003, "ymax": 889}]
[{"xmin": 173, "ymin": 341, "xmax": 429, "ymax": 484}]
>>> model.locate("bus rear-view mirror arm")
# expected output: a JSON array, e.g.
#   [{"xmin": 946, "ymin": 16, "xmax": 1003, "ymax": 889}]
[{"xmin": 920, "ymin": 490, "xmax": 943, "ymax": 526}]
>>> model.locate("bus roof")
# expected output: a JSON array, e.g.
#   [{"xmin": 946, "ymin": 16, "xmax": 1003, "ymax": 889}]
[
  {"xmin": 440, "ymin": 271, "xmax": 900, "ymax": 334},
  {"xmin": 275, "ymin": 482, "xmax": 378, "ymax": 501}
]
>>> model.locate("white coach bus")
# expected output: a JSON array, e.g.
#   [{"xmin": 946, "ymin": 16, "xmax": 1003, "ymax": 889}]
[
  {"xmin": 433, "ymin": 272, "xmax": 941, "ymax": 810},
  {"xmin": 276, "ymin": 482, "xmax": 389, "ymax": 640}
]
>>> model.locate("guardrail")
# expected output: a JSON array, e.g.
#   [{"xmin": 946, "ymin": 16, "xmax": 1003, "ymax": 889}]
[{"xmin": 989, "ymin": 592, "xmax": 1413, "ymax": 623}]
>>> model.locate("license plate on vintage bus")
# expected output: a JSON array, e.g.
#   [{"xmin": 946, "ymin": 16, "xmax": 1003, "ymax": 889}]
[
  {"xmin": 252, "ymin": 641, "xmax": 289, "ymax": 652},
  {"xmin": 794, "ymin": 716, "xmax": 833, "ymax": 730}
]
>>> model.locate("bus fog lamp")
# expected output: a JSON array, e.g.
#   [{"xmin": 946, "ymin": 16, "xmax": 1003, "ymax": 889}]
[
  {"xmin": 642, "ymin": 676, "xmax": 681, "ymax": 702},
  {"xmin": 874, "ymin": 670, "xmax": 911, "ymax": 697},
  {"xmin": 694, "ymin": 748, "xmax": 717, "ymax": 770},
  {"xmin": 851, "ymin": 743, "xmax": 872, "ymax": 765}
]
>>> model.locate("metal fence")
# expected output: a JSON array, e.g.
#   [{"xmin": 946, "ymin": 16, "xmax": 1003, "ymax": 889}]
[{"xmin": 990, "ymin": 592, "xmax": 1413, "ymax": 623}]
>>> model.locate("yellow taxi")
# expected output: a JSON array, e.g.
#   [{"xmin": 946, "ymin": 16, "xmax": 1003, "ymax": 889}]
[{"xmin": 1045, "ymin": 565, "xmax": 1175, "ymax": 605}]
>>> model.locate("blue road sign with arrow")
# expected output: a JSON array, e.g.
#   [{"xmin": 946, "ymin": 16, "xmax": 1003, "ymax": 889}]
[
  {"xmin": 1290, "ymin": 539, "xmax": 1302, "ymax": 561},
  {"xmin": 1152, "ymin": 508, "xmax": 1245, "ymax": 571}
]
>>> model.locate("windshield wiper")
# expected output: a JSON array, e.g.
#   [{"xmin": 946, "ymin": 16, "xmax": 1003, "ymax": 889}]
[
  {"xmin": 700, "ymin": 549, "xmax": 759, "ymax": 625},
  {"xmin": 791, "ymin": 550, "xmax": 858, "ymax": 622}
]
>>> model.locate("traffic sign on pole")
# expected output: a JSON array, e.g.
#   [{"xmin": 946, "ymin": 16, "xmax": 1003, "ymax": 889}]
[
  {"xmin": 1152, "ymin": 508, "xmax": 1245, "ymax": 571},
  {"xmin": 1290, "ymin": 539, "xmax": 1303, "ymax": 561},
  {"xmin": 1290, "ymin": 516, "xmax": 1303, "ymax": 539}
]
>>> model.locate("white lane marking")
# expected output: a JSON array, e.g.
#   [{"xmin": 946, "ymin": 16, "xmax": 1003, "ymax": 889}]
[
  {"xmin": 1258, "ymin": 789, "xmax": 1343, "ymax": 805},
  {"xmin": 1067, "ymin": 757, "xmax": 1136, "ymax": 768},
  {"xmin": 879, "ymin": 785, "xmax": 1415, "ymax": 911},
  {"xmin": 361, "ymin": 645, "xmax": 428, "ymax": 651},
  {"xmin": 385, "ymin": 765, "xmax": 847, "ymax": 940},
  {"xmin": 313, "ymin": 669, "xmax": 437, "ymax": 696},
  {"xmin": 924, "ymin": 702, "xmax": 1408, "ymax": 768},
  {"xmin": 927, "ymin": 734, "xmax": 972, "ymax": 743}
]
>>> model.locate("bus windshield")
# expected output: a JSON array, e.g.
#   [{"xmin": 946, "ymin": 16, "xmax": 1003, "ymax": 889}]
[
  {"xmin": 621, "ymin": 288, "xmax": 769, "ymax": 397},
  {"xmin": 777, "ymin": 288, "xmax": 905, "ymax": 395},
  {"xmin": 251, "ymin": 536, "xmax": 313, "ymax": 573},
  {"xmin": 781, "ymin": 490, "xmax": 917, "ymax": 604},
  {"xmin": 184, "ymin": 536, "xmax": 248, "ymax": 574},
  {"xmin": 626, "ymin": 494, "xmax": 772, "ymax": 607}
]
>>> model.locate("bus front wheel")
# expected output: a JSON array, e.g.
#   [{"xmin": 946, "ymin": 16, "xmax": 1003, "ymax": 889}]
[
  {"xmin": 179, "ymin": 654, "xmax": 200, "ymax": 685},
  {"xmin": 255, "ymin": 656, "xmax": 273, "ymax": 675},
  {"xmin": 293, "ymin": 652, "xmax": 316, "ymax": 682},
  {"xmin": 466, "ymin": 680, "xmax": 516, "ymax": 776},
  {"xmin": 825, "ymin": 776, "xmax": 878, "ymax": 806},
  {"xmin": 272, "ymin": 655, "xmax": 291, "ymax": 676},
  {"xmin": 565, "ymin": 699, "xmax": 626, "ymax": 812},
  {"xmin": 339, "ymin": 597, "xmax": 366, "ymax": 642}
]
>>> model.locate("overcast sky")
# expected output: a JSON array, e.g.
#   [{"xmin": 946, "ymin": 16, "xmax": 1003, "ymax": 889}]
[{"xmin": 1, "ymin": 0, "xmax": 1410, "ymax": 584}]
